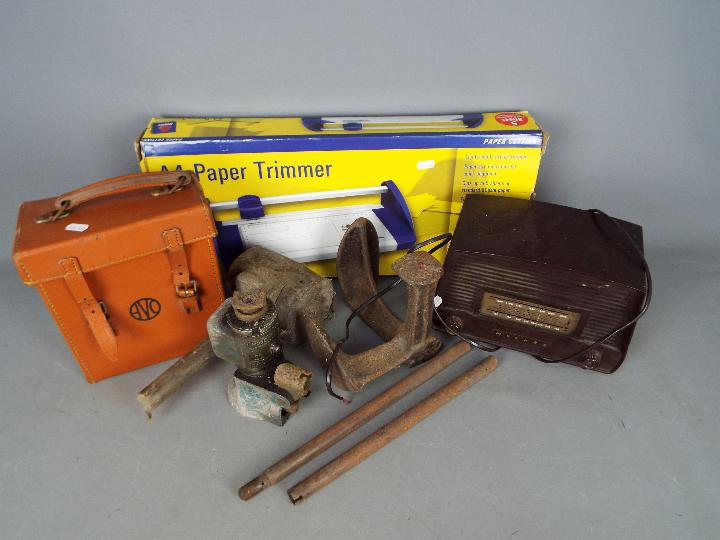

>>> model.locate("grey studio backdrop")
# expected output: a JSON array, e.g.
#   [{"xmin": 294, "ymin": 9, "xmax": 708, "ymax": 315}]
[{"xmin": 1, "ymin": 2, "xmax": 719, "ymax": 539}]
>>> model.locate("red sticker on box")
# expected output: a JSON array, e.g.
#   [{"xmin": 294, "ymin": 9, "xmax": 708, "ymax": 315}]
[{"xmin": 495, "ymin": 112, "xmax": 528, "ymax": 126}]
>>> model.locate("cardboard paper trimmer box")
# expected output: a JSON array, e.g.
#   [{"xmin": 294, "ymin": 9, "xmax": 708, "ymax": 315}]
[{"xmin": 136, "ymin": 112, "xmax": 546, "ymax": 275}]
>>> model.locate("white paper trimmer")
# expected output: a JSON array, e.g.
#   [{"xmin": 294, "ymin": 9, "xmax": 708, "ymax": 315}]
[{"xmin": 212, "ymin": 181, "xmax": 415, "ymax": 266}]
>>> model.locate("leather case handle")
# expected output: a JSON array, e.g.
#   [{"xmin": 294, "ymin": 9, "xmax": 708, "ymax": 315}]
[{"xmin": 35, "ymin": 171, "xmax": 195, "ymax": 223}]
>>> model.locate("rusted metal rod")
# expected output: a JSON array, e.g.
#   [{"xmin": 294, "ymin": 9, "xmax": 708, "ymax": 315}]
[
  {"xmin": 137, "ymin": 339, "xmax": 216, "ymax": 419},
  {"xmin": 239, "ymin": 340, "xmax": 472, "ymax": 500},
  {"xmin": 287, "ymin": 354, "xmax": 498, "ymax": 504}
]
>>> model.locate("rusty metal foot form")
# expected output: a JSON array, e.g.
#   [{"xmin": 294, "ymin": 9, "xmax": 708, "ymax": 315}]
[{"xmin": 303, "ymin": 217, "xmax": 444, "ymax": 391}]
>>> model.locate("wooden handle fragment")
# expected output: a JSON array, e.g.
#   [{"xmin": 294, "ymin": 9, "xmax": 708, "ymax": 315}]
[{"xmin": 137, "ymin": 338, "xmax": 216, "ymax": 419}]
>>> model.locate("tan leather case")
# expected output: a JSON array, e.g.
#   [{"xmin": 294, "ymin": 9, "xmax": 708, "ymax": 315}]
[{"xmin": 13, "ymin": 171, "xmax": 225, "ymax": 382}]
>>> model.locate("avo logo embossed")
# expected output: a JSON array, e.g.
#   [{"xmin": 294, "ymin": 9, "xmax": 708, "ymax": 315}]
[{"xmin": 129, "ymin": 298, "xmax": 161, "ymax": 321}]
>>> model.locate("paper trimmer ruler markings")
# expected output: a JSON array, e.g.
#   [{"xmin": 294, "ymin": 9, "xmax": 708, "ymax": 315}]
[{"xmin": 212, "ymin": 181, "xmax": 415, "ymax": 266}]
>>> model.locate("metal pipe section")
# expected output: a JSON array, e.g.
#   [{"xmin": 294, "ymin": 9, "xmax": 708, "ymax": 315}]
[
  {"xmin": 238, "ymin": 341, "xmax": 472, "ymax": 501},
  {"xmin": 287, "ymin": 354, "xmax": 498, "ymax": 504}
]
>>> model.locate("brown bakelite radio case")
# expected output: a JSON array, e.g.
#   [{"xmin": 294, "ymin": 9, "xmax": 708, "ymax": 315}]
[{"xmin": 435, "ymin": 195, "xmax": 648, "ymax": 373}]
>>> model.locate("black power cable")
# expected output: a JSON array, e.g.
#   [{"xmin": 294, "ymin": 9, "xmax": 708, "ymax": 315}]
[{"xmin": 532, "ymin": 209, "xmax": 652, "ymax": 364}]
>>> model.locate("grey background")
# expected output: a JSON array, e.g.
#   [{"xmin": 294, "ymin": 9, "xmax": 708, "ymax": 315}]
[{"xmin": 1, "ymin": 1, "xmax": 719, "ymax": 539}]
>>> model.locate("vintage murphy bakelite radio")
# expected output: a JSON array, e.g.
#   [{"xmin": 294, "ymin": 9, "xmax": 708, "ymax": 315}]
[
  {"xmin": 13, "ymin": 171, "xmax": 225, "ymax": 382},
  {"xmin": 435, "ymin": 195, "xmax": 651, "ymax": 373}
]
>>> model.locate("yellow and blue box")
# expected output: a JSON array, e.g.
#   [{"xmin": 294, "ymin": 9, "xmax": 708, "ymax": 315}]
[{"xmin": 136, "ymin": 112, "xmax": 546, "ymax": 275}]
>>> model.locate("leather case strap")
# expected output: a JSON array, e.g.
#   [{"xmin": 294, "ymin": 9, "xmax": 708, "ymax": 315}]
[
  {"xmin": 162, "ymin": 228, "xmax": 200, "ymax": 313},
  {"xmin": 59, "ymin": 257, "xmax": 119, "ymax": 362},
  {"xmin": 35, "ymin": 171, "xmax": 194, "ymax": 223}
]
